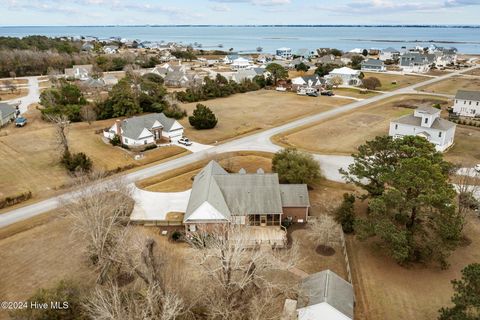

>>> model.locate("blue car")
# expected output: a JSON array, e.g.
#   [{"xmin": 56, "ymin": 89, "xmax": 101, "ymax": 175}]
[{"xmin": 15, "ymin": 117, "xmax": 27, "ymax": 127}]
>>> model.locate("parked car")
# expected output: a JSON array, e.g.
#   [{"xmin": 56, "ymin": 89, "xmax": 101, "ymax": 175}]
[
  {"xmin": 178, "ymin": 137, "xmax": 192, "ymax": 146},
  {"xmin": 15, "ymin": 117, "xmax": 27, "ymax": 127},
  {"xmin": 276, "ymin": 86, "xmax": 287, "ymax": 92},
  {"xmin": 307, "ymin": 91, "xmax": 319, "ymax": 97},
  {"xmin": 475, "ymin": 164, "xmax": 480, "ymax": 173},
  {"xmin": 321, "ymin": 91, "xmax": 335, "ymax": 96}
]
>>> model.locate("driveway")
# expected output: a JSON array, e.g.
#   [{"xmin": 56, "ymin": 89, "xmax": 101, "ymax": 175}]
[
  {"xmin": 4, "ymin": 76, "xmax": 41, "ymax": 114},
  {"xmin": 130, "ymin": 187, "xmax": 191, "ymax": 222}
]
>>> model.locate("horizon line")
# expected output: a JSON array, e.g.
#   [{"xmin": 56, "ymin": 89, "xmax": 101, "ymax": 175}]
[{"xmin": 1, "ymin": 24, "xmax": 480, "ymax": 28}]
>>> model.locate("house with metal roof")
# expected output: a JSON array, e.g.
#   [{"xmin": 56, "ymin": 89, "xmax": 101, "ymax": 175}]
[
  {"xmin": 389, "ymin": 106, "xmax": 456, "ymax": 152},
  {"xmin": 399, "ymin": 53, "xmax": 433, "ymax": 73},
  {"xmin": 360, "ymin": 59, "xmax": 386, "ymax": 72},
  {"xmin": 183, "ymin": 160, "xmax": 310, "ymax": 246},
  {"xmin": 296, "ymin": 270, "xmax": 354, "ymax": 320},
  {"xmin": 103, "ymin": 113, "xmax": 184, "ymax": 146},
  {"xmin": 453, "ymin": 90, "xmax": 480, "ymax": 118},
  {"xmin": 0, "ymin": 102, "xmax": 16, "ymax": 126}
]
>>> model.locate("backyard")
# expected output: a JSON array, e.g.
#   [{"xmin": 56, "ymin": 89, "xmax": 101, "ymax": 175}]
[
  {"xmin": 417, "ymin": 75, "xmax": 480, "ymax": 95},
  {"xmin": 179, "ymin": 90, "xmax": 352, "ymax": 144},
  {"xmin": 273, "ymin": 94, "xmax": 450, "ymax": 155},
  {"xmin": 444, "ymin": 125, "xmax": 480, "ymax": 165}
]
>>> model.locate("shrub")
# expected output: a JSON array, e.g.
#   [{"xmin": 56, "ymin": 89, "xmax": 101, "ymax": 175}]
[
  {"xmin": 334, "ymin": 193, "xmax": 356, "ymax": 233},
  {"xmin": 272, "ymin": 148, "xmax": 321, "ymax": 185},
  {"xmin": 164, "ymin": 104, "xmax": 187, "ymax": 120},
  {"xmin": 188, "ymin": 104, "xmax": 218, "ymax": 130},
  {"xmin": 142, "ymin": 144, "xmax": 157, "ymax": 152},
  {"xmin": 61, "ymin": 151, "xmax": 92, "ymax": 173},
  {"xmin": 170, "ymin": 230, "xmax": 183, "ymax": 242},
  {"xmin": 361, "ymin": 77, "xmax": 381, "ymax": 90},
  {"xmin": 110, "ymin": 134, "xmax": 121, "ymax": 146}
]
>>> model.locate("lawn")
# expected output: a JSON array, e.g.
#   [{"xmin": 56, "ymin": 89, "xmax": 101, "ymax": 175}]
[
  {"xmin": 0, "ymin": 108, "xmax": 188, "ymax": 201},
  {"xmin": 333, "ymin": 87, "xmax": 380, "ymax": 99},
  {"xmin": 273, "ymin": 95, "xmax": 450, "ymax": 155},
  {"xmin": 348, "ymin": 214, "xmax": 480, "ymax": 320},
  {"xmin": 179, "ymin": 90, "xmax": 352, "ymax": 145},
  {"xmin": 417, "ymin": 75, "xmax": 480, "ymax": 95},
  {"xmin": 0, "ymin": 79, "xmax": 28, "ymax": 85},
  {"xmin": 0, "ymin": 88, "xmax": 28, "ymax": 100},
  {"xmin": 137, "ymin": 151, "xmax": 274, "ymax": 192},
  {"xmin": 362, "ymin": 72, "xmax": 428, "ymax": 91},
  {"xmin": 462, "ymin": 68, "xmax": 480, "ymax": 76},
  {"xmin": 444, "ymin": 125, "xmax": 480, "ymax": 165}
]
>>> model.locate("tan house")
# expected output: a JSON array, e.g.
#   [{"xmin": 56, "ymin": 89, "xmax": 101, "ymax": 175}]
[{"xmin": 183, "ymin": 161, "xmax": 310, "ymax": 246}]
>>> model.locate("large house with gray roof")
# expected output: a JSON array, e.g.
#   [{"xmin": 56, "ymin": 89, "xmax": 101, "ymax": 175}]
[
  {"xmin": 103, "ymin": 113, "xmax": 184, "ymax": 146},
  {"xmin": 399, "ymin": 53, "xmax": 434, "ymax": 73},
  {"xmin": 453, "ymin": 90, "xmax": 480, "ymax": 118},
  {"xmin": 296, "ymin": 270, "xmax": 354, "ymax": 320},
  {"xmin": 0, "ymin": 102, "xmax": 16, "ymax": 126},
  {"xmin": 360, "ymin": 59, "xmax": 386, "ymax": 72},
  {"xmin": 389, "ymin": 106, "xmax": 456, "ymax": 152},
  {"xmin": 183, "ymin": 160, "xmax": 310, "ymax": 245}
]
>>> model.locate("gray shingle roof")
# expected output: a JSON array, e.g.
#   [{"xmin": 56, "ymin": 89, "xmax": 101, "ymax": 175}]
[
  {"xmin": 416, "ymin": 105, "xmax": 441, "ymax": 115},
  {"xmin": 400, "ymin": 53, "xmax": 430, "ymax": 66},
  {"xmin": 121, "ymin": 113, "xmax": 178, "ymax": 140},
  {"xmin": 392, "ymin": 114, "xmax": 456, "ymax": 131},
  {"xmin": 361, "ymin": 58, "xmax": 384, "ymax": 67},
  {"xmin": 455, "ymin": 90, "xmax": 480, "ymax": 101},
  {"xmin": 280, "ymin": 185, "xmax": 310, "ymax": 207},
  {"xmin": 184, "ymin": 161, "xmax": 310, "ymax": 221},
  {"xmin": 297, "ymin": 270, "xmax": 354, "ymax": 319},
  {"xmin": 0, "ymin": 103, "xmax": 15, "ymax": 117},
  {"xmin": 382, "ymin": 47, "xmax": 399, "ymax": 53}
]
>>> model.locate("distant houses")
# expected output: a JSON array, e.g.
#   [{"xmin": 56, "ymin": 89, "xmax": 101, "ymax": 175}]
[
  {"xmin": 360, "ymin": 59, "xmax": 386, "ymax": 72},
  {"xmin": 389, "ymin": 106, "xmax": 456, "ymax": 152},
  {"xmin": 103, "ymin": 113, "xmax": 184, "ymax": 147},
  {"xmin": 453, "ymin": 90, "xmax": 480, "ymax": 117}
]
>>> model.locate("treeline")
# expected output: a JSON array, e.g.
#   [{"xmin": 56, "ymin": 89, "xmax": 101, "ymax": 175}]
[
  {"xmin": 0, "ymin": 36, "xmax": 81, "ymax": 53},
  {"xmin": 176, "ymin": 74, "xmax": 265, "ymax": 103}
]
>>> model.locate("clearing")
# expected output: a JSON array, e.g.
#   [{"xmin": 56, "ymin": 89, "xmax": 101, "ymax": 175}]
[
  {"xmin": 273, "ymin": 95, "xmax": 450, "ymax": 155},
  {"xmin": 0, "ymin": 107, "xmax": 188, "ymax": 201},
  {"xmin": 333, "ymin": 87, "xmax": 380, "ymax": 99},
  {"xmin": 179, "ymin": 90, "xmax": 352, "ymax": 145},
  {"xmin": 417, "ymin": 75, "xmax": 480, "ymax": 95},
  {"xmin": 348, "ymin": 213, "xmax": 480, "ymax": 320},
  {"xmin": 362, "ymin": 72, "xmax": 428, "ymax": 91},
  {"xmin": 444, "ymin": 125, "xmax": 480, "ymax": 165}
]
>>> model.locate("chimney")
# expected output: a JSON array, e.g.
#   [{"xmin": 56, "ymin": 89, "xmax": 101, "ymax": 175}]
[
  {"xmin": 257, "ymin": 168, "xmax": 265, "ymax": 175},
  {"xmin": 115, "ymin": 119, "xmax": 122, "ymax": 137},
  {"xmin": 239, "ymin": 168, "xmax": 246, "ymax": 175}
]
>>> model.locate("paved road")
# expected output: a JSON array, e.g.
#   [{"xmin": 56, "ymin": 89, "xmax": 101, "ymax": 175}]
[
  {"xmin": 0, "ymin": 65, "xmax": 478, "ymax": 228},
  {"xmin": 4, "ymin": 77, "xmax": 41, "ymax": 114}
]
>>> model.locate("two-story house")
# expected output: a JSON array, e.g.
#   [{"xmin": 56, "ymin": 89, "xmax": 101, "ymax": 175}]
[
  {"xmin": 389, "ymin": 106, "xmax": 456, "ymax": 152},
  {"xmin": 452, "ymin": 90, "xmax": 480, "ymax": 118}
]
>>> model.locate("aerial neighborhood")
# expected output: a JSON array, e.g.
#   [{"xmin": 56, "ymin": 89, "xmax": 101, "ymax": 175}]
[{"xmin": 0, "ymin": 27, "xmax": 479, "ymax": 320}]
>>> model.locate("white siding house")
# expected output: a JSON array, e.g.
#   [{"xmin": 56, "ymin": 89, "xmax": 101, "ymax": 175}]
[
  {"xmin": 379, "ymin": 47, "xmax": 400, "ymax": 61},
  {"xmin": 276, "ymin": 47, "xmax": 293, "ymax": 60},
  {"xmin": 104, "ymin": 113, "xmax": 184, "ymax": 147},
  {"xmin": 453, "ymin": 90, "xmax": 480, "ymax": 117},
  {"xmin": 326, "ymin": 67, "xmax": 361, "ymax": 86},
  {"xmin": 389, "ymin": 106, "xmax": 456, "ymax": 152}
]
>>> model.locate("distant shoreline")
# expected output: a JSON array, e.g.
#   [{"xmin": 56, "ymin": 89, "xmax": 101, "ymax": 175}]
[
  {"xmin": 345, "ymin": 39, "xmax": 480, "ymax": 45},
  {"xmin": 1, "ymin": 24, "xmax": 480, "ymax": 28}
]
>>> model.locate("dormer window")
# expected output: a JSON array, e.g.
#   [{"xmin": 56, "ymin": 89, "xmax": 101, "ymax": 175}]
[
  {"xmin": 438, "ymin": 132, "xmax": 442, "ymax": 138},
  {"xmin": 424, "ymin": 118, "xmax": 428, "ymax": 124}
]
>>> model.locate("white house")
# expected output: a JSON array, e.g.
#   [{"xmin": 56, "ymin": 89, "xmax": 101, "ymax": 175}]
[
  {"xmin": 389, "ymin": 106, "xmax": 456, "ymax": 152},
  {"xmin": 291, "ymin": 75, "xmax": 324, "ymax": 91},
  {"xmin": 0, "ymin": 102, "xmax": 16, "ymax": 126},
  {"xmin": 276, "ymin": 47, "xmax": 293, "ymax": 60},
  {"xmin": 379, "ymin": 47, "xmax": 400, "ymax": 61},
  {"xmin": 103, "ymin": 45, "xmax": 119, "ymax": 54},
  {"xmin": 326, "ymin": 67, "xmax": 361, "ymax": 86},
  {"xmin": 230, "ymin": 57, "xmax": 253, "ymax": 70},
  {"xmin": 360, "ymin": 59, "xmax": 386, "ymax": 72},
  {"xmin": 296, "ymin": 270, "xmax": 354, "ymax": 320},
  {"xmin": 223, "ymin": 54, "xmax": 240, "ymax": 64},
  {"xmin": 64, "ymin": 64, "xmax": 93, "ymax": 81},
  {"xmin": 453, "ymin": 90, "xmax": 480, "ymax": 117},
  {"xmin": 103, "ymin": 113, "xmax": 184, "ymax": 147}
]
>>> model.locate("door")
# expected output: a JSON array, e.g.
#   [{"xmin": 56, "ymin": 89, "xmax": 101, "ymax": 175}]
[{"xmin": 260, "ymin": 215, "xmax": 267, "ymax": 227}]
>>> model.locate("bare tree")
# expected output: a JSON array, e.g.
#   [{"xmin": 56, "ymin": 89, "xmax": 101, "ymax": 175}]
[
  {"xmin": 46, "ymin": 114, "xmax": 70, "ymax": 154},
  {"xmin": 186, "ymin": 225, "xmax": 300, "ymax": 320},
  {"xmin": 308, "ymin": 214, "xmax": 342, "ymax": 249},
  {"xmin": 455, "ymin": 167, "xmax": 480, "ymax": 220},
  {"xmin": 80, "ymin": 104, "xmax": 97, "ymax": 124},
  {"xmin": 330, "ymin": 75, "xmax": 343, "ymax": 88}
]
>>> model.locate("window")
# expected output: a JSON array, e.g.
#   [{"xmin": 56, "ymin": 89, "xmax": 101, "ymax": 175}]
[
  {"xmin": 469, "ymin": 101, "xmax": 472, "ymax": 105},
  {"xmin": 395, "ymin": 124, "xmax": 398, "ymax": 130},
  {"xmin": 124, "ymin": 138, "xmax": 129, "ymax": 143},
  {"xmin": 144, "ymin": 140, "xmax": 147, "ymax": 145},
  {"xmin": 438, "ymin": 132, "xmax": 442, "ymax": 138},
  {"xmin": 424, "ymin": 118, "xmax": 428, "ymax": 124},
  {"xmin": 464, "ymin": 101, "xmax": 467, "ymax": 104},
  {"xmin": 188, "ymin": 224, "xmax": 196, "ymax": 232}
]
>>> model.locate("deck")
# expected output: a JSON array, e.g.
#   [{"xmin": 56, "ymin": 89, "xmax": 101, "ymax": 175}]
[{"xmin": 230, "ymin": 226, "xmax": 287, "ymax": 248}]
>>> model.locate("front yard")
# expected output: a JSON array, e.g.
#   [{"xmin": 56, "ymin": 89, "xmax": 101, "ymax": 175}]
[
  {"xmin": 179, "ymin": 90, "xmax": 352, "ymax": 145},
  {"xmin": 272, "ymin": 94, "xmax": 450, "ymax": 155},
  {"xmin": 362, "ymin": 72, "xmax": 429, "ymax": 91}
]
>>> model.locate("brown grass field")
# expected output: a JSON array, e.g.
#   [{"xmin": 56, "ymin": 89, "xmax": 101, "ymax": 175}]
[
  {"xmin": 179, "ymin": 90, "xmax": 352, "ymax": 145},
  {"xmin": 333, "ymin": 87, "xmax": 380, "ymax": 99},
  {"xmin": 362, "ymin": 72, "xmax": 428, "ymax": 91},
  {"xmin": 0, "ymin": 88, "xmax": 28, "ymax": 100},
  {"xmin": 417, "ymin": 75, "xmax": 480, "ymax": 95},
  {"xmin": 0, "ymin": 79, "xmax": 28, "ymax": 86},
  {"xmin": 273, "ymin": 95, "xmax": 450, "ymax": 155},
  {"xmin": 0, "ymin": 107, "xmax": 188, "ymax": 200},
  {"xmin": 444, "ymin": 125, "xmax": 480, "ymax": 165},
  {"xmin": 463, "ymin": 68, "xmax": 480, "ymax": 76}
]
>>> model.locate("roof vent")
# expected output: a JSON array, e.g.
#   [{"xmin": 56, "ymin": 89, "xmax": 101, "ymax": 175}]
[
  {"xmin": 239, "ymin": 168, "xmax": 246, "ymax": 174},
  {"xmin": 257, "ymin": 168, "xmax": 265, "ymax": 174}
]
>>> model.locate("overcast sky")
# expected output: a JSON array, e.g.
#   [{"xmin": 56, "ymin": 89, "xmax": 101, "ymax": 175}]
[{"xmin": 1, "ymin": 0, "xmax": 480, "ymax": 26}]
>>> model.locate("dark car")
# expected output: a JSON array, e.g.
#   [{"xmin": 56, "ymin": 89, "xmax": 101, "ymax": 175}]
[
  {"xmin": 321, "ymin": 91, "xmax": 335, "ymax": 96},
  {"xmin": 307, "ymin": 91, "xmax": 319, "ymax": 97}
]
